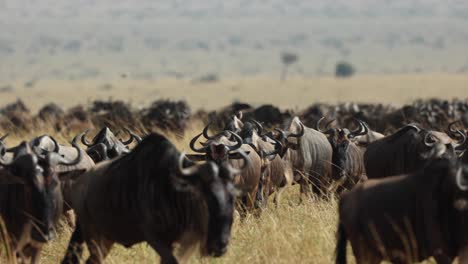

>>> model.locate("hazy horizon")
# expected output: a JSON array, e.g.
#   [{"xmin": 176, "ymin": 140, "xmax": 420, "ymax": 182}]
[{"xmin": 2, "ymin": 0, "xmax": 468, "ymax": 84}]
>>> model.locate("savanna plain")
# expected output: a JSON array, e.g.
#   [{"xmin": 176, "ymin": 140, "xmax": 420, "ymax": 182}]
[{"xmin": 0, "ymin": 74, "xmax": 461, "ymax": 263}]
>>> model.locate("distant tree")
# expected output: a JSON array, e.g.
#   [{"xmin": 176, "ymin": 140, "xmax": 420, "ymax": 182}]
[
  {"xmin": 280, "ymin": 52, "xmax": 298, "ymax": 81},
  {"xmin": 335, "ymin": 61, "xmax": 355, "ymax": 78}
]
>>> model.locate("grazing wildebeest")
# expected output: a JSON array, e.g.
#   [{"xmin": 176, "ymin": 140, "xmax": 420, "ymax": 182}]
[
  {"xmin": 61, "ymin": 133, "xmax": 241, "ymax": 264},
  {"xmin": 364, "ymin": 122, "xmax": 466, "ymax": 179},
  {"xmin": 188, "ymin": 124, "xmax": 262, "ymax": 213},
  {"xmin": 335, "ymin": 158, "xmax": 468, "ymax": 264},
  {"xmin": 80, "ymin": 127, "xmax": 141, "ymax": 163},
  {"xmin": 272, "ymin": 117, "xmax": 333, "ymax": 200},
  {"xmin": 0, "ymin": 137, "xmax": 82, "ymax": 264},
  {"xmin": 317, "ymin": 117, "xmax": 367, "ymax": 193}
]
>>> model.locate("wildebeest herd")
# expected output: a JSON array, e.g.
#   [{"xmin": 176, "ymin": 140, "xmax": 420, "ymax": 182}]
[{"xmin": 1, "ymin": 98, "xmax": 468, "ymax": 263}]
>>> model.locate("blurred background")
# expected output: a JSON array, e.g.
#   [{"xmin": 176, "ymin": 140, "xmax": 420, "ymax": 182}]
[{"xmin": 1, "ymin": 0, "xmax": 468, "ymax": 111}]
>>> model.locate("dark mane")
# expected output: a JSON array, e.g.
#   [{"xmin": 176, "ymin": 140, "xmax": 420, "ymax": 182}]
[{"xmin": 101, "ymin": 132, "xmax": 208, "ymax": 246}]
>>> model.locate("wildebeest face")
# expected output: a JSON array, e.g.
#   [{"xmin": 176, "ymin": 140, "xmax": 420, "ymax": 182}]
[
  {"xmin": 208, "ymin": 144, "xmax": 230, "ymax": 163},
  {"xmin": 328, "ymin": 129, "xmax": 350, "ymax": 180},
  {"xmin": 331, "ymin": 140, "xmax": 350, "ymax": 181},
  {"xmin": 198, "ymin": 164, "xmax": 235, "ymax": 257},
  {"xmin": 175, "ymin": 160, "xmax": 236, "ymax": 257},
  {"xmin": 10, "ymin": 155, "xmax": 63, "ymax": 242}
]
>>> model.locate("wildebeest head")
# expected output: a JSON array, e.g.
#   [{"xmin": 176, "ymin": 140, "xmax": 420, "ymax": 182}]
[
  {"xmin": 269, "ymin": 119, "xmax": 304, "ymax": 158},
  {"xmin": 422, "ymin": 122, "xmax": 466, "ymax": 160},
  {"xmin": 318, "ymin": 117, "xmax": 367, "ymax": 180},
  {"xmin": 223, "ymin": 111, "xmax": 244, "ymax": 134},
  {"xmin": 0, "ymin": 136, "xmax": 83, "ymax": 242},
  {"xmin": 81, "ymin": 127, "xmax": 142, "ymax": 162},
  {"xmin": 188, "ymin": 123, "xmax": 245, "ymax": 163},
  {"xmin": 176, "ymin": 153, "xmax": 243, "ymax": 257}
]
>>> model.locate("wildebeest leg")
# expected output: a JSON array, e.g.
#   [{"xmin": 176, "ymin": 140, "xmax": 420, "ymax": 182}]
[
  {"xmin": 64, "ymin": 210, "xmax": 76, "ymax": 229},
  {"xmin": 350, "ymin": 236, "xmax": 382, "ymax": 264},
  {"xmin": 433, "ymin": 254, "xmax": 452, "ymax": 264},
  {"xmin": 148, "ymin": 240, "xmax": 178, "ymax": 264},
  {"xmin": 23, "ymin": 244, "xmax": 42, "ymax": 264},
  {"xmin": 61, "ymin": 222, "xmax": 85, "ymax": 264},
  {"xmin": 254, "ymin": 172, "xmax": 266, "ymax": 210},
  {"xmin": 236, "ymin": 197, "xmax": 248, "ymax": 221},
  {"xmin": 176, "ymin": 233, "xmax": 198, "ymax": 264},
  {"xmin": 297, "ymin": 171, "xmax": 319, "ymax": 203},
  {"xmin": 457, "ymin": 246, "xmax": 468, "ymax": 264},
  {"xmin": 299, "ymin": 182, "xmax": 313, "ymax": 204},
  {"xmin": 85, "ymin": 238, "xmax": 114, "ymax": 264}
]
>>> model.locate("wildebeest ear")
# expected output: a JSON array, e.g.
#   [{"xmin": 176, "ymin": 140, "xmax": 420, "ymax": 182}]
[
  {"xmin": 228, "ymin": 152, "xmax": 250, "ymax": 159},
  {"xmin": 0, "ymin": 170, "xmax": 25, "ymax": 184},
  {"xmin": 185, "ymin": 154, "xmax": 206, "ymax": 162}
]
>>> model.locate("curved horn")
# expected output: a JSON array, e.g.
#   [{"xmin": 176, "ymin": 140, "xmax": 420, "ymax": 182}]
[
  {"xmin": 288, "ymin": 122, "xmax": 305, "ymax": 138},
  {"xmin": 49, "ymin": 136, "xmax": 60, "ymax": 153},
  {"xmin": 262, "ymin": 138, "xmax": 282, "ymax": 158},
  {"xmin": 274, "ymin": 128, "xmax": 288, "ymax": 139},
  {"xmin": 447, "ymin": 121, "xmax": 467, "ymax": 148},
  {"xmin": 48, "ymin": 135, "xmax": 83, "ymax": 166},
  {"xmin": 456, "ymin": 167, "xmax": 468, "ymax": 191},
  {"xmin": 189, "ymin": 133, "xmax": 209, "ymax": 153},
  {"xmin": 81, "ymin": 129, "xmax": 94, "ymax": 147},
  {"xmin": 251, "ymin": 120, "xmax": 264, "ymax": 135},
  {"xmin": 128, "ymin": 128, "xmax": 143, "ymax": 144},
  {"xmin": 0, "ymin": 133, "xmax": 9, "ymax": 141},
  {"xmin": 424, "ymin": 132, "xmax": 437, "ymax": 147},
  {"xmin": 0, "ymin": 152, "xmax": 12, "ymax": 166},
  {"xmin": 317, "ymin": 117, "xmax": 335, "ymax": 134},
  {"xmin": 178, "ymin": 152, "xmax": 199, "ymax": 176},
  {"xmin": 202, "ymin": 122, "xmax": 217, "ymax": 140},
  {"xmin": 120, "ymin": 128, "xmax": 134, "ymax": 145},
  {"xmin": 236, "ymin": 111, "xmax": 243, "ymax": 120},
  {"xmin": 227, "ymin": 131, "xmax": 243, "ymax": 151},
  {"xmin": 349, "ymin": 119, "xmax": 368, "ymax": 138},
  {"xmin": 448, "ymin": 121, "xmax": 461, "ymax": 135},
  {"xmin": 454, "ymin": 130, "xmax": 467, "ymax": 149}
]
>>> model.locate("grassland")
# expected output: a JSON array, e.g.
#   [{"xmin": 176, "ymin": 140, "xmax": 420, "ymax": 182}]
[{"xmin": 2, "ymin": 126, "xmax": 441, "ymax": 264}]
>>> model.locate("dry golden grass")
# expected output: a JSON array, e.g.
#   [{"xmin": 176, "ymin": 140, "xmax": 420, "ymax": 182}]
[
  {"xmin": 37, "ymin": 188, "xmax": 340, "ymax": 264},
  {"xmin": 3, "ymin": 73, "xmax": 468, "ymax": 112}
]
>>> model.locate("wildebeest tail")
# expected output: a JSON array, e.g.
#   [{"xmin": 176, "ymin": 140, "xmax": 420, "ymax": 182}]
[
  {"xmin": 335, "ymin": 222, "xmax": 347, "ymax": 264},
  {"xmin": 61, "ymin": 221, "xmax": 84, "ymax": 264}
]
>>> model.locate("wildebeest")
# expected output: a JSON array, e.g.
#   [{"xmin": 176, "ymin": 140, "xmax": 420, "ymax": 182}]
[
  {"xmin": 188, "ymin": 124, "xmax": 261, "ymax": 213},
  {"xmin": 225, "ymin": 118, "xmax": 293, "ymax": 207},
  {"xmin": 335, "ymin": 158, "xmax": 468, "ymax": 263},
  {"xmin": 18, "ymin": 134, "xmax": 96, "ymax": 229},
  {"xmin": 80, "ymin": 127, "xmax": 141, "ymax": 163},
  {"xmin": 61, "ymin": 133, "xmax": 241, "ymax": 264},
  {"xmin": 317, "ymin": 117, "xmax": 367, "ymax": 193},
  {"xmin": 0, "ymin": 137, "xmax": 82, "ymax": 264},
  {"xmin": 364, "ymin": 122, "xmax": 466, "ymax": 179},
  {"xmin": 272, "ymin": 117, "xmax": 333, "ymax": 200}
]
